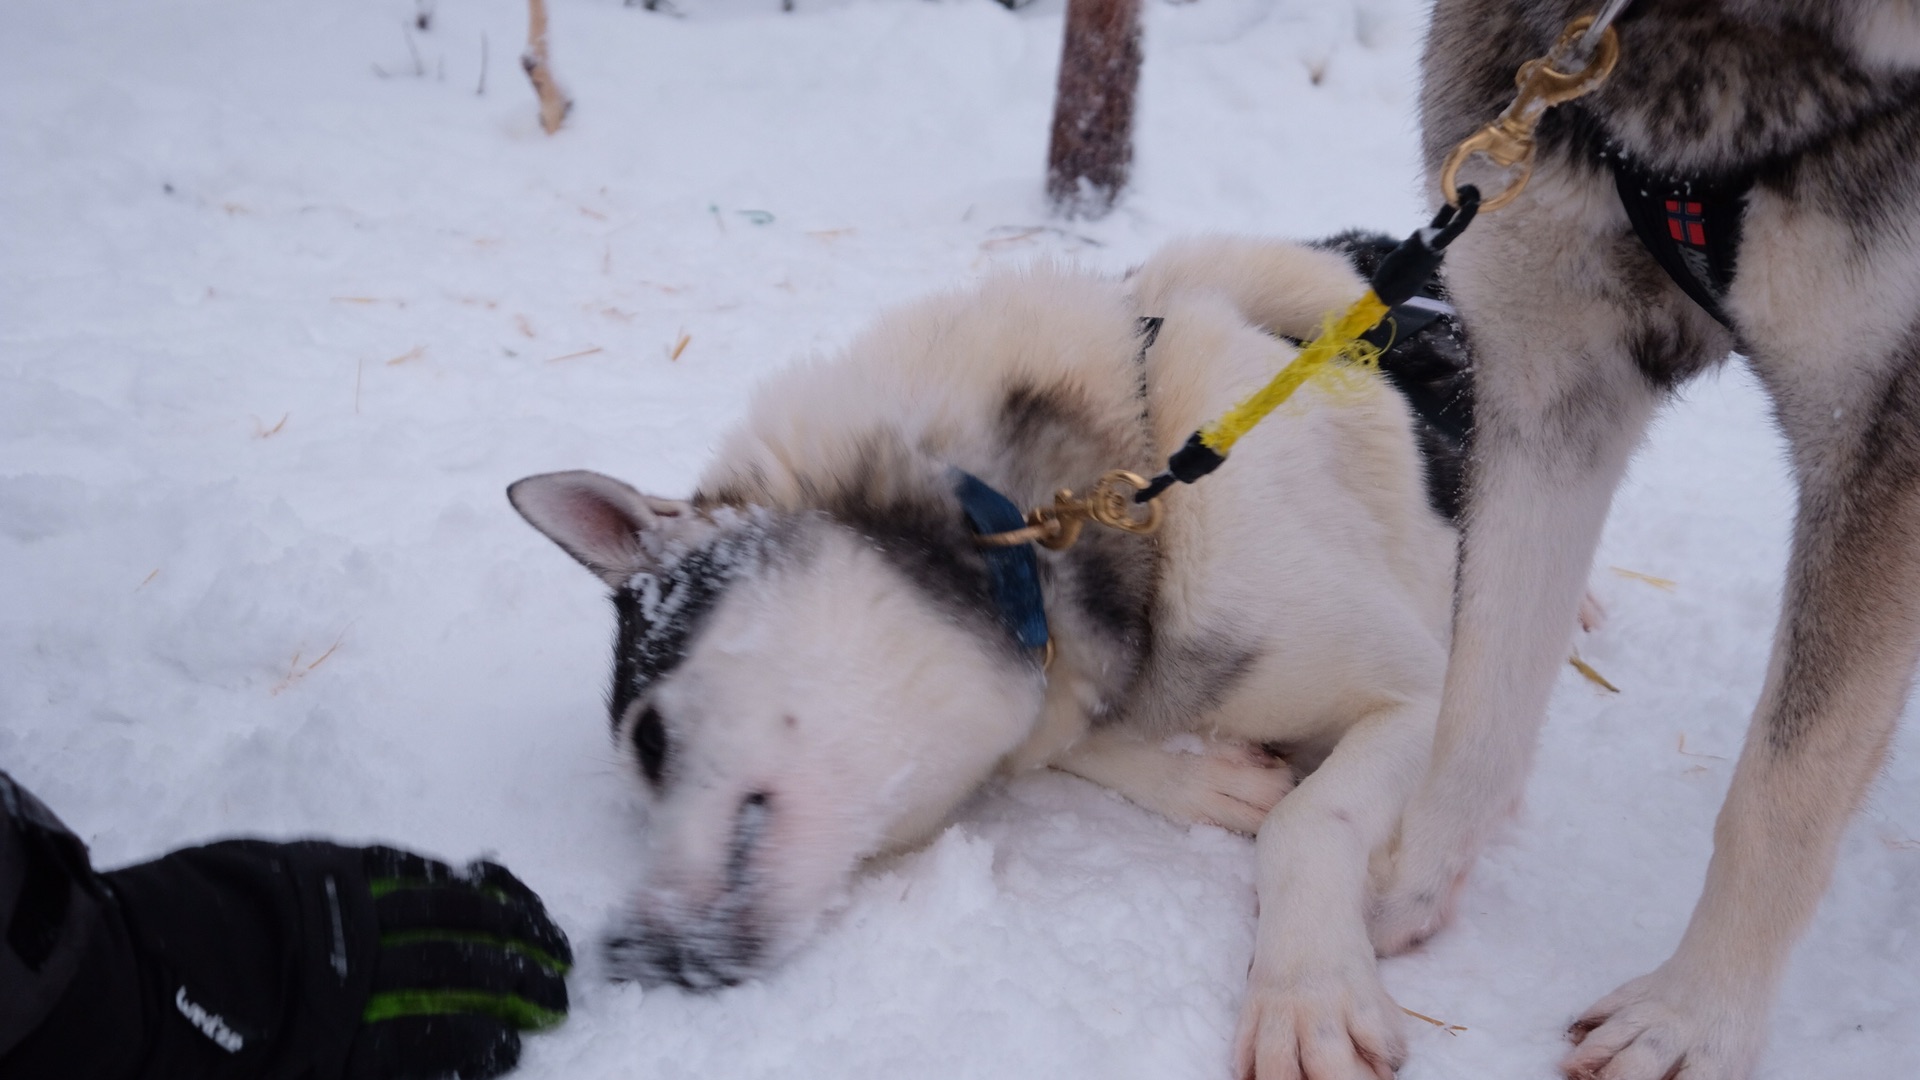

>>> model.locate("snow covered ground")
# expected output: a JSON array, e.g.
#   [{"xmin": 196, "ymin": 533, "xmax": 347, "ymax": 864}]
[{"xmin": 3, "ymin": 0, "xmax": 1916, "ymax": 1076}]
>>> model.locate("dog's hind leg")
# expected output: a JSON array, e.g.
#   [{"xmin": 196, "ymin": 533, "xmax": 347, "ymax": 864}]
[
  {"xmin": 1563, "ymin": 405, "xmax": 1920, "ymax": 1077},
  {"xmin": 1050, "ymin": 730, "xmax": 1296, "ymax": 836},
  {"xmin": 1370, "ymin": 208, "xmax": 1686, "ymax": 956},
  {"xmin": 1563, "ymin": 220, "xmax": 1920, "ymax": 1080}
]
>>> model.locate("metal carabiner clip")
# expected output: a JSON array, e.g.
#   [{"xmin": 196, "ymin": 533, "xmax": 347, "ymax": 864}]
[
  {"xmin": 1440, "ymin": 14, "xmax": 1621, "ymax": 212},
  {"xmin": 974, "ymin": 470, "xmax": 1163, "ymax": 552}
]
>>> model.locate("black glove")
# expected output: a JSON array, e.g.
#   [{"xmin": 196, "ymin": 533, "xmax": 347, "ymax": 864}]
[
  {"xmin": 1, "ymin": 802, "xmax": 571, "ymax": 1080},
  {"xmin": 341, "ymin": 846, "xmax": 573, "ymax": 1079}
]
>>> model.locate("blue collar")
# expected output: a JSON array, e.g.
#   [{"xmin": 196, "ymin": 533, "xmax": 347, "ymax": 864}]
[{"xmin": 952, "ymin": 471, "xmax": 1049, "ymax": 652}]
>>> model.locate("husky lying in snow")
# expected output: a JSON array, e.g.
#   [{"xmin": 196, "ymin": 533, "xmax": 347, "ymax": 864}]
[{"xmin": 511, "ymin": 236, "xmax": 1468, "ymax": 1076}]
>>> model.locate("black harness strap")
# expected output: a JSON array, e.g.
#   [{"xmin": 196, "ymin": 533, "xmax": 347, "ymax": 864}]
[{"xmin": 1603, "ymin": 144, "xmax": 1751, "ymax": 329}]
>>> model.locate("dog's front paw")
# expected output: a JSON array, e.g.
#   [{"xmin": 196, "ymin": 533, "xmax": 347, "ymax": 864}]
[
  {"xmin": 1561, "ymin": 966, "xmax": 1767, "ymax": 1080},
  {"xmin": 1366, "ymin": 828, "xmax": 1469, "ymax": 956},
  {"xmin": 1231, "ymin": 949, "xmax": 1404, "ymax": 1080}
]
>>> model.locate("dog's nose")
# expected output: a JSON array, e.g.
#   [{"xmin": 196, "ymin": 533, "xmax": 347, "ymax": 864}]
[
  {"xmin": 604, "ymin": 911, "xmax": 765, "ymax": 991},
  {"xmin": 605, "ymin": 928, "xmax": 746, "ymax": 990}
]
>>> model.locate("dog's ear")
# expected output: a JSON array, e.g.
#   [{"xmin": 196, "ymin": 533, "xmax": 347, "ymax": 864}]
[{"xmin": 508, "ymin": 471, "xmax": 695, "ymax": 586}]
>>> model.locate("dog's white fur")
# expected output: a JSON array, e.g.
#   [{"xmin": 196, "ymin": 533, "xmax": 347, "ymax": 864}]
[{"xmin": 515, "ymin": 238, "xmax": 1455, "ymax": 1076}]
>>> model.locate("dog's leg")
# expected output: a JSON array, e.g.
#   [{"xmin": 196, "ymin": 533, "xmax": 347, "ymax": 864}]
[
  {"xmin": 1370, "ymin": 220, "xmax": 1670, "ymax": 954},
  {"xmin": 1563, "ymin": 462, "xmax": 1920, "ymax": 1077},
  {"xmin": 1561, "ymin": 305, "xmax": 1920, "ymax": 1078},
  {"xmin": 1233, "ymin": 698, "xmax": 1434, "ymax": 1080},
  {"xmin": 1050, "ymin": 730, "xmax": 1296, "ymax": 836}
]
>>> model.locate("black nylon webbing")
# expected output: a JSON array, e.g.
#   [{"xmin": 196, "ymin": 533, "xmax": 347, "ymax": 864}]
[{"xmin": 1605, "ymin": 145, "xmax": 1751, "ymax": 329}]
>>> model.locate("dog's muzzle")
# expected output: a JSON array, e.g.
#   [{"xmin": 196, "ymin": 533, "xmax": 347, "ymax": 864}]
[{"xmin": 605, "ymin": 792, "xmax": 771, "ymax": 990}]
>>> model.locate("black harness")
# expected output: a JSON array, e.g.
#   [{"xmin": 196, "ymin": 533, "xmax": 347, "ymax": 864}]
[{"xmin": 1602, "ymin": 143, "xmax": 1752, "ymax": 329}]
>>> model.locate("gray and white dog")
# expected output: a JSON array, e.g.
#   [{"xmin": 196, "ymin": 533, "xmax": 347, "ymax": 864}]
[
  {"xmin": 512, "ymin": 236, "xmax": 1473, "ymax": 1079},
  {"xmin": 1373, "ymin": 3, "xmax": 1920, "ymax": 1080}
]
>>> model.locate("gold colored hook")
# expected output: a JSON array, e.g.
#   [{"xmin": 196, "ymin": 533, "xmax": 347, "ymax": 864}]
[
  {"xmin": 1083, "ymin": 469, "xmax": 1164, "ymax": 538},
  {"xmin": 1440, "ymin": 15, "xmax": 1621, "ymax": 212},
  {"xmin": 974, "ymin": 470, "xmax": 1164, "ymax": 551}
]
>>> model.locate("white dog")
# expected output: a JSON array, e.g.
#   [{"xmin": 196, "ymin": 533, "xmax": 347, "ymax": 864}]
[{"xmin": 511, "ymin": 235, "xmax": 1464, "ymax": 1078}]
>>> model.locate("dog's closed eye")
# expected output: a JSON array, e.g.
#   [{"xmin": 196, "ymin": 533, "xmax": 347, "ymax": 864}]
[{"xmin": 633, "ymin": 704, "xmax": 669, "ymax": 785}]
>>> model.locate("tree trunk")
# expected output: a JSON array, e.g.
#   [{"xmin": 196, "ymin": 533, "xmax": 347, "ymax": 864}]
[
  {"xmin": 1046, "ymin": 0, "xmax": 1143, "ymax": 220},
  {"xmin": 523, "ymin": 0, "xmax": 571, "ymax": 135}
]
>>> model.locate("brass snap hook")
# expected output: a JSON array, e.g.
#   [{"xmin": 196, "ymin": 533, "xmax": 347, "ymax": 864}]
[
  {"xmin": 1440, "ymin": 15, "xmax": 1620, "ymax": 212},
  {"xmin": 1083, "ymin": 470, "xmax": 1163, "ymax": 538},
  {"xmin": 973, "ymin": 470, "xmax": 1164, "ymax": 551}
]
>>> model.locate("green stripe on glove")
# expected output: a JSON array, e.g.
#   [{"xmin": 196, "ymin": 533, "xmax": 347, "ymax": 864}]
[
  {"xmin": 362, "ymin": 989, "xmax": 567, "ymax": 1030},
  {"xmin": 345, "ymin": 846, "xmax": 573, "ymax": 1080}
]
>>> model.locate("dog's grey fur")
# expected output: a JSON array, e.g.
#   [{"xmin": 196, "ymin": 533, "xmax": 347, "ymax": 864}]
[{"xmin": 1374, "ymin": 4, "xmax": 1920, "ymax": 1079}]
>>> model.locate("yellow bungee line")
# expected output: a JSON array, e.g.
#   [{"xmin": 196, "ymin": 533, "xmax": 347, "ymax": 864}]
[{"xmin": 1197, "ymin": 291, "xmax": 1391, "ymax": 455}]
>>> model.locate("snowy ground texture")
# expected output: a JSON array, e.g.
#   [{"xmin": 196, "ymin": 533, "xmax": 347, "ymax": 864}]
[{"xmin": 4, "ymin": 0, "xmax": 1918, "ymax": 1077}]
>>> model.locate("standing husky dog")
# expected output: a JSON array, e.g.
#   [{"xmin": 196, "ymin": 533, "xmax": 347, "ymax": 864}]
[
  {"xmin": 1374, "ymin": 3, "xmax": 1920, "ymax": 1079},
  {"xmin": 512, "ymin": 237, "xmax": 1467, "ymax": 1077}
]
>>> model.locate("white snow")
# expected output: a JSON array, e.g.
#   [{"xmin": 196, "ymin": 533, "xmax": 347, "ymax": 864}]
[{"xmin": 2, "ymin": 0, "xmax": 1915, "ymax": 1077}]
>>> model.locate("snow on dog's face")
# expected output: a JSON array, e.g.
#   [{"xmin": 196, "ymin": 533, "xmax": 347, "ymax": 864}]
[{"xmin": 510, "ymin": 470, "xmax": 1044, "ymax": 988}]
